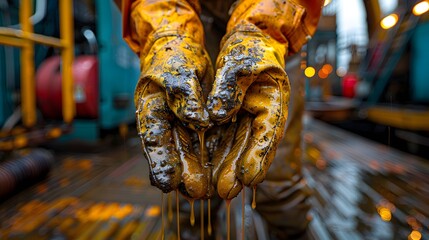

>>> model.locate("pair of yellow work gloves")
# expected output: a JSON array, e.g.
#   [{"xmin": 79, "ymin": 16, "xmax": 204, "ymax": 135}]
[{"xmin": 123, "ymin": 0, "xmax": 322, "ymax": 200}]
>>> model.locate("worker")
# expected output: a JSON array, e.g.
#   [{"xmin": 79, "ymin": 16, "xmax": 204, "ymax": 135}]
[{"xmin": 116, "ymin": 0, "xmax": 323, "ymax": 239}]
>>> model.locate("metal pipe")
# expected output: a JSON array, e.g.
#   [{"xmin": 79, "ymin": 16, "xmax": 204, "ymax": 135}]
[
  {"xmin": 8, "ymin": 0, "xmax": 47, "ymax": 28},
  {"xmin": 31, "ymin": 0, "xmax": 47, "ymax": 25},
  {"xmin": 59, "ymin": 0, "xmax": 75, "ymax": 123},
  {"xmin": 20, "ymin": 0, "xmax": 36, "ymax": 127},
  {"xmin": 82, "ymin": 28, "xmax": 97, "ymax": 54},
  {"xmin": 0, "ymin": 27, "xmax": 63, "ymax": 48}
]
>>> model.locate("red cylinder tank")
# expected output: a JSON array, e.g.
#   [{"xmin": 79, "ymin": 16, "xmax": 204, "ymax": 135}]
[{"xmin": 36, "ymin": 56, "xmax": 99, "ymax": 119}]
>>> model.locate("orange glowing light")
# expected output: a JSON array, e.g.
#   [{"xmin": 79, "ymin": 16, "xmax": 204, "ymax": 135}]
[
  {"xmin": 47, "ymin": 127, "xmax": 62, "ymax": 138},
  {"xmin": 114, "ymin": 204, "xmax": 134, "ymax": 219},
  {"xmin": 308, "ymin": 147, "xmax": 321, "ymax": 160},
  {"xmin": 146, "ymin": 205, "xmax": 161, "ymax": 217},
  {"xmin": 322, "ymin": 64, "xmax": 333, "ymax": 74},
  {"xmin": 380, "ymin": 14, "xmax": 398, "ymax": 29},
  {"xmin": 304, "ymin": 67, "xmax": 316, "ymax": 78},
  {"xmin": 14, "ymin": 135, "xmax": 28, "ymax": 148},
  {"xmin": 377, "ymin": 207, "xmax": 392, "ymax": 221},
  {"xmin": 409, "ymin": 230, "xmax": 422, "ymax": 240},
  {"xmin": 318, "ymin": 69, "xmax": 328, "ymax": 79},
  {"xmin": 413, "ymin": 1, "xmax": 429, "ymax": 15}
]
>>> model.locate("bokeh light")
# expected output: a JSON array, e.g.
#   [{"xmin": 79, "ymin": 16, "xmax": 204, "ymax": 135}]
[
  {"xmin": 336, "ymin": 67, "xmax": 347, "ymax": 77},
  {"xmin": 413, "ymin": 1, "xmax": 429, "ymax": 15},
  {"xmin": 380, "ymin": 13, "xmax": 398, "ymax": 29},
  {"xmin": 409, "ymin": 230, "xmax": 422, "ymax": 240},
  {"xmin": 377, "ymin": 207, "xmax": 392, "ymax": 221},
  {"xmin": 318, "ymin": 69, "xmax": 329, "ymax": 79},
  {"xmin": 305, "ymin": 67, "xmax": 316, "ymax": 78},
  {"xmin": 324, "ymin": 0, "xmax": 332, "ymax": 7},
  {"xmin": 321, "ymin": 64, "xmax": 333, "ymax": 74}
]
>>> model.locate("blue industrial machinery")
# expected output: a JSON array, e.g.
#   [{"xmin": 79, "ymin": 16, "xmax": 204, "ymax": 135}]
[
  {"xmin": 0, "ymin": 0, "xmax": 140, "ymax": 144},
  {"xmin": 411, "ymin": 22, "xmax": 429, "ymax": 103},
  {"xmin": 62, "ymin": 0, "xmax": 140, "ymax": 141}
]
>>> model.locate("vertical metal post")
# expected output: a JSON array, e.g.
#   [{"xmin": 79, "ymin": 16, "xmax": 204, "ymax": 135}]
[
  {"xmin": 60, "ymin": 0, "xmax": 75, "ymax": 123},
  {"xmin": 20, "ymin": 0, "xmax": 36, "ymax": 127}
]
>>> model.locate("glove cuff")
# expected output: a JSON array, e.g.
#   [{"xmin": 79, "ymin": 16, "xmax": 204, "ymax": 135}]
[
  {"xmin": 218, "ymin": 23, "xmax": 288, "ymax": 68},
  {"xmin": 140, "ymin": 29, "xmax": 202, "ymax": 57},
  {"xmin": 123, "ymin": 0, "xmax": 205, "ymax": 56},
  {"xmin": 226, "ymin": 0, "xmax": 323, "ymax": 55}
]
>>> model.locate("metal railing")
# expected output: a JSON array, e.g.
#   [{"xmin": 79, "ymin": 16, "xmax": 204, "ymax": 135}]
[{"xmin": 0, "ymin": 0, "xmax": 74, "ymax": 128}]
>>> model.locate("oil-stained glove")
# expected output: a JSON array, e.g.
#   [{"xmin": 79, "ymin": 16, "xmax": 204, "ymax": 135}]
[
  {"xmin": 123, "ymin": 0, "xmax": 214, "ymax": 198},
  {"xmin": 208, "ymin": 0, "xmax": 322, "ymax": 199},
  {"xmin": 209, "ymin": 25, "xmax": 290, "ymax": 199}
]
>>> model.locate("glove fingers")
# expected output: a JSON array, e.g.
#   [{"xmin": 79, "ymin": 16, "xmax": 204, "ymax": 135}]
[
  {"xmin": 215, "ymin": 114, "xmax": 253, "ymax": 199},
  {"xmin": 136, "ymin": 82, "xmax": 181, "ymax": 193},
  {"xmin": 141, "ymin": 37, "xmax": 214, "ymax": 131},
  {"xmin": 207, "ymin": 44, "xmax": 259, "ymax": 124},
  {"xmin": 163, "ymin": 68, "xmax": 210, "ymax": 131},
  {"xmin": 211, "ymin": 123, "xmax": 237, "ymax": 185},
  {"xmin": 239, "ymin": 71, "xmax": 290, "ymax": 186},
  {"xmin": 172, "ymin": 124, "xmax": 208, "ymax": 199}
]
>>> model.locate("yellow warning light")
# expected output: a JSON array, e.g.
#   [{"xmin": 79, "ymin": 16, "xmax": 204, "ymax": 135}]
[
  {"xmin": 380, "ymin": 14, "xmax": 399, "ymax": 29},
  {"xmin": 413, "ymin": 1, "xmax": 429, "ymax": 15},
  {"xmin": 304, "ymin": 67, "xmax": 316, "ymax": 78}
]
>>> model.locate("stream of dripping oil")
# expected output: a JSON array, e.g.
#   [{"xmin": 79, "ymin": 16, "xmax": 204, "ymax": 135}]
[
  {"xmin": 190, "ymin": 200, "xmax": 195, "ymax": 226},
  {"xmin": 168, "ymin": 192, "xmax": 173, "ymax": 223},
  {"xmin": 197, "ymin": 131, "xmax": 205, "ymax": 166},
  {"xmin": 242, "ymin": 186, "xmax": 245, "ymax": 240},
  {"xmin": 198, "ymin": 131, "xmax": 206, "ymax": 239},
  {"xmin": 161, "ymin": 193, "xmax": 165, "ymax": 240},
  {"xmin": 176, "ymin": 190, "xmax": 180, "ymax": 240},
  {"xmin": 226, "ymin": 199, "xmax": 231, "ymax": 240},
  {"xmin": 208, "ymin": 199, "xmax": 212, "ymax": 236},
  {"xmin": 201, "ymin": 200, "xmax": 205, "ymax": 240}
]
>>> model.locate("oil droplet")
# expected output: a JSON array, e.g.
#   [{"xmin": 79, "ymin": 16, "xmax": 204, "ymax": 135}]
[
  {"xmin": 200, "ymin": 199, "xmax": 205, "ymax": 240},
  {"xmin": 208, "ymin": 199, "xmax": 212, "ymax": 236},
  {"xmin": 161, "ymin": 193, "xmax": 165, "ymax": 240},
  {"xmin": 190, "ymin": 199, "xmax": 195, "ymax": 226},
  {"xmin": 232, "ymin": 115, "xmax": 237, "ymax": 123},
  {"xmin": 252, "ymin": 186, "xmax": 257, "ymax": 209},
  {"xmin": 226, "ymin": 199, "xmax": 231, "ymax": 240},
  {"xmin": 198, "ymin": 131, "xmax": 206, "ymax": 165},
  {"xmin": 242, "ymin": 186, "xmax": 245, "ymax": 240},
  {"xmin": 168, "ymin": 192, "xmax": 173, "ymax": 223},
  {"xmin": 176, "ymin": 190, "xmax": 181, "ymax": 240}
]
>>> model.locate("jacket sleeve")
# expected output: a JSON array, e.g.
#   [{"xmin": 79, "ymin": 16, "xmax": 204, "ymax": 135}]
[
  {"xmin": 226, "ymin": 0, "xmax": 324, "ymax": 55},
  {"xmin": 119, "ymin": 0, "xmax": 203, "ymax": 56}
]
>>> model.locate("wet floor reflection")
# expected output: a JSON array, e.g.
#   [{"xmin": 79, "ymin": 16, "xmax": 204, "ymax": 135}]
[
  {"xmin": 304, "ymin": 118, "xmax": 428, "ymax": 240},
  {"xmin": 1, "ymin": 119, "xmax": 428, "ymax": 239}
]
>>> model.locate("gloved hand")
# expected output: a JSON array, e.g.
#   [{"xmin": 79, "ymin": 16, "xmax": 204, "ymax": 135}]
[
  {"xmin": 209, "ymin": 25, "xmax": 290, "ymax": 200},
  {"xmin": 124, "ymin": 0, "xmax": 214, "ymax": 198},
  {"xmin": 208, "ymin": 0, "xmax": 321, "ymax": 199}
]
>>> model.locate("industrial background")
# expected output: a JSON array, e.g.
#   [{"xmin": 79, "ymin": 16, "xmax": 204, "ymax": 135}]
[{"xmin": 0, "ymin": 0, "xmax": 428, "ymax": 239}]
